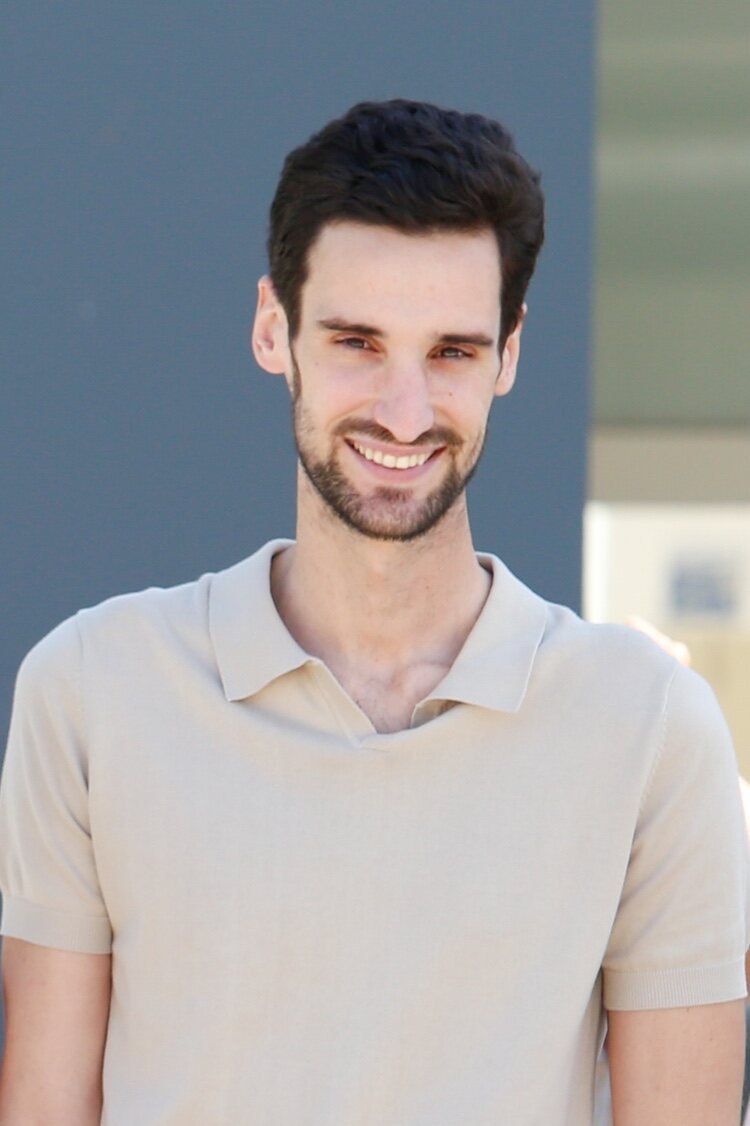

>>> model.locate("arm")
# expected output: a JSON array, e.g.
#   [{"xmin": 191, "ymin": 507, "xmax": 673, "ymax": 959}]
[
  {"xmin": 740, "ymin": 776, "xmax": 750, "ymax": 990},
  {"xmin": 601, "ymin": 661, "xmax": 749, "ymax": 1122},
  {"xmin": 0, "ymin": 938, "xmax": 111, "ymax": 1125},
  {"xmin": 608, "ymin": 1001, "xmax": 746, "ymax": 1125}
]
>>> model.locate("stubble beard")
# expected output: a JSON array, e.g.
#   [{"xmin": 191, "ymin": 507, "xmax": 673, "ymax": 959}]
[{"xmin": 289, "ymin": 351, "xmax": 488, "ymax": 543}]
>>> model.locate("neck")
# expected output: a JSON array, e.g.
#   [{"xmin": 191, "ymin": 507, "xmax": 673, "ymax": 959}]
[{"xmin": 271, "ymin": 475, "xmax": 491, "ymax": 677}]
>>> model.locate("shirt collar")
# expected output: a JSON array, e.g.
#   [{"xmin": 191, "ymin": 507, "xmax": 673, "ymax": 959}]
[
  {"xmin": 208, "ymin": 540, "xmax": 548, "ymax": 713},
  {"xmin": 426, "ymin": 551, "xmax": 548, "ymax": 713},
  {"xmin": 209, "ymin": 539, "xmax": 311, "ymax": 702}
]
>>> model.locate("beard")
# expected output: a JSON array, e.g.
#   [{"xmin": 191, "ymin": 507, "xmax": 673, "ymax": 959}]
[{"xmin": 290, "ymin": 350, "xmax": 488, "ymax": 543}]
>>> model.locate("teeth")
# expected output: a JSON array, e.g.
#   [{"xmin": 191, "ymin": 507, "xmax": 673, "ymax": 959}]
[{"xmin": 352, "ymin": 442, "xmax": 430, "ymax": 469}]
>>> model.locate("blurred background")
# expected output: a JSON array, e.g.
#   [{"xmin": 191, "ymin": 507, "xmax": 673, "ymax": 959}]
[{"xmin": 586, "ymin": 0, "xmax": 750, "ymax": 775}]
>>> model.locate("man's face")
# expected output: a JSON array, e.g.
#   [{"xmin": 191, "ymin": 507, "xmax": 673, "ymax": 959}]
[{"xmin": 255, "ymin": 222, "xmax": 521, "ymax": 542}]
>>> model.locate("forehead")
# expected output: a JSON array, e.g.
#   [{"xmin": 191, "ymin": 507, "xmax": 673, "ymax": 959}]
[{"xmin": 300, "ymin": 222, "xmax": 502, "ymax": 331}]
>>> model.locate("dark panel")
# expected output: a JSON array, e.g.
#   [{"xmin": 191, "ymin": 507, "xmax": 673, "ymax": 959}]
[{"xmin": 2, "ymin": 1, "xmax": 594, "ymax": 724}]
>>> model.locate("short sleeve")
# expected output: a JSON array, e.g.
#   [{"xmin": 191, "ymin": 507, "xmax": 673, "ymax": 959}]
[
  {"xmin": 603, "ymin": 662, "xmax": 748, "ymax": 1010},
  {"xmin": 0, "ymin": 616, "xmax": 112, "ymax": 953}
]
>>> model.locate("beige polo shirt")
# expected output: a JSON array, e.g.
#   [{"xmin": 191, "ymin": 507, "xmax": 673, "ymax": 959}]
[{"xmin": 1, "ymin": 539, "xmax": 747, "ymax": 1125}]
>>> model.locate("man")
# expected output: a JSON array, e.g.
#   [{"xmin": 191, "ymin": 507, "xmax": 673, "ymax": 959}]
[{"xmin": 0, "ymin": 100, "xmax": 746, "ymax": 1124}]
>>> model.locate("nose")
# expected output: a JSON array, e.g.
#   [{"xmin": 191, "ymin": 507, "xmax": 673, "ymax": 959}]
[{"xmin": 372, "ymin": 360, "xmax": 435, "ymax": 444}]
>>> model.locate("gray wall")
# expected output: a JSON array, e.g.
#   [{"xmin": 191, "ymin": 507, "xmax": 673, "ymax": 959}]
[{"xmin": 2, "ymin": 3, "xmax": 595, "ymax": 729}]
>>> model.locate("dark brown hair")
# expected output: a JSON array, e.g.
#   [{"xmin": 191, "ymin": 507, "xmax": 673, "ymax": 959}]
[{"xmin": 268, "ymin": 99, "xmax": 544, "ymax": 349}]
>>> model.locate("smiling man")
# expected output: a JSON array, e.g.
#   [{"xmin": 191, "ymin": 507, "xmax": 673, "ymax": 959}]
[
  {"xmin": 280, "ymin": 223, "xmax": 508, "ymax": 548},
  {"xmin": 0, "ymin": 100, "xmax": 747, "ymax": 1125}
]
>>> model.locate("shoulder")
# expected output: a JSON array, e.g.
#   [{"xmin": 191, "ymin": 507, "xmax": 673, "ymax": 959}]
[
  {"xmin": 78, "ymin": 571, "xmax": 213, "ymax": 652},
  {"xmin": 10, "ymin": 539, "xmax": 286, "ymax": 717},
  {"xmin": 546, "ymin": 605, "xmax": 725, "ymax": 737},
  {"xmin": 15, "ymin": 570, "xmax": 216, "ymax": 699},
  {"xmin": 529, "ymin": 599, "xmax": 734, "ymax": 782},
  {"xmin": 536, "ymin": 598, "xmax": 681, "ymax": 702},
  {"xmin": 487, "ymin": 553, "xmax": 679, "ymax": 689},
  {"xmin": 545, "ymin": 599, "xmax": 672, "ymax": 664},
  {"xmin": 541, "ymin": 605, "xmax": 737, "ymax": 814}
]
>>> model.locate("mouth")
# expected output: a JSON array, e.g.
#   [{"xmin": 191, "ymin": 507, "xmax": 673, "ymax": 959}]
[{"xmin": 346, "ymin": 434, "xmax": 441, "ymax": 470}]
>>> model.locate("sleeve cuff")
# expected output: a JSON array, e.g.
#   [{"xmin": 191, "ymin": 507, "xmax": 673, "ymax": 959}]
[
  {"xmin": 604, "ymin": 958, "xmax": 748, "ymax": 1010},
  {"xmin": 1, "ymin": 894, "xmax": 112, "ymax": 954}
]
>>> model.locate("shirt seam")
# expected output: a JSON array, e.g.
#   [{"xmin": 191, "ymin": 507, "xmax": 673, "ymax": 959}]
[
  {"xmin": 636, "ymin": 661, "xmax": 680, "ymax": 819},
  {"xmin": 72, "ymin": 610, "xmax": 110, "ymax": 919},
  {"xmin": 604, "ymin": 955, "xmax": 745, "ymax": 979},
  {"xmin": 2, "ymin": 891, "xmax": 110, "ymax": 923},
  {"xmin": 71, "ymin": 612, "xmax": 88, "ymax": 781}
]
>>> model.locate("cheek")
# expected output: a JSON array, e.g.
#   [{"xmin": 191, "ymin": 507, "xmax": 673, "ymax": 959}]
[
  {"xmin": 323, "ymin": 379, "xmax": 376, "ymax": 422},
  {"xmin": 297, "ymin": 386, "xmax": 363, "ymax": 439},
  {"xmin": 443, "ymin": 386, "xmax": 494, "ymax": 428}
]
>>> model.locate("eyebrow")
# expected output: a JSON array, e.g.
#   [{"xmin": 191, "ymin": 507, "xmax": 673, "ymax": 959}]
[
  {"xmin": 316, "ymin": 318, "xmax": 495, "ymax": 349},
  {"xmin": 317, "ymin": 318, "xmax": 384, "ymax": 337}
]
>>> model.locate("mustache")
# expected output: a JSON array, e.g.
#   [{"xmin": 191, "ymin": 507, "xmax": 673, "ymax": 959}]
[{"xmin": 332, "ymin": 418, "xmax": 462, "ymax": 449}]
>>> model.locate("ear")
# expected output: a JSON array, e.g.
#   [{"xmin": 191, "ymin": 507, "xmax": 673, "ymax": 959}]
[
  {"xmin": 494, "ymin": 302, "xmax": 526, "ymax": 398},
  {"xmin": 251, "ymin": 276, "xmax": 291, "ymax": 376}
]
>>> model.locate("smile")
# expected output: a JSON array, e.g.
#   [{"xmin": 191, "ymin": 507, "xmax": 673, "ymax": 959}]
[{"xmin": 350, "ymin": 441, "xmax": 432, "ymax": 470}]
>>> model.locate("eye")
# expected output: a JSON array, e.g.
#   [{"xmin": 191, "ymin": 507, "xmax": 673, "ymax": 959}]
[
  {"xmin": 336, "ymin": 336, "xmax": 372, "ymax": 350},
  {"xmin": 436, "ymin": 346, "xmax": 471, "ymax": 359}
]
